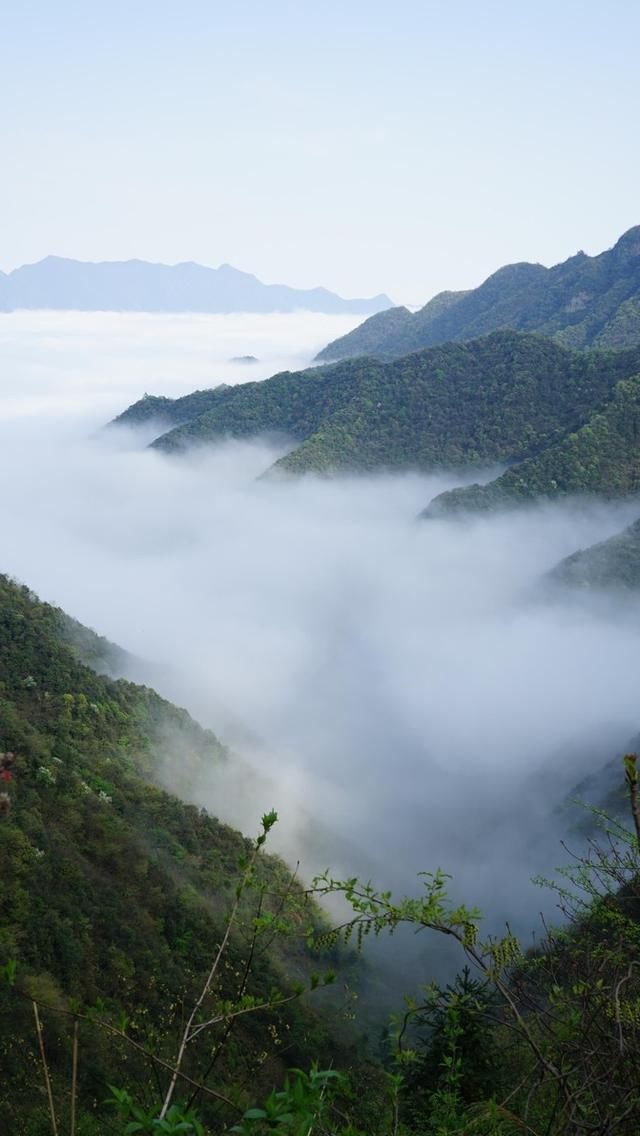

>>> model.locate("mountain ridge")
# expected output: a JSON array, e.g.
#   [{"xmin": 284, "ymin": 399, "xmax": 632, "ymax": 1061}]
[
  {"xmin": 316, "ymin": 226, "xmax": 640, "ymax": 360},
  {"xmin": 423, "ymin": 369, "xmax": 640, "ymax": 517},
  {"xmin": 109, "ymin": 333, "xmax": 640, "ymax": 495},
  {"xmin": 0, "ymin": 255, "xmax": 392, "ymax": 315}
]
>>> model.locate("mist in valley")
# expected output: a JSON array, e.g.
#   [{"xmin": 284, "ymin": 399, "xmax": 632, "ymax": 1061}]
[{"xmin": 2, "ymin": 310, "xmax": 640, "ymax": 991}]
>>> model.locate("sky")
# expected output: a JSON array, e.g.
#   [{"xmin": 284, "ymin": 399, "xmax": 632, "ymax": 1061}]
[{"xmin": 2, "ymin": 0, "xmax": 639, "ymax": 304}]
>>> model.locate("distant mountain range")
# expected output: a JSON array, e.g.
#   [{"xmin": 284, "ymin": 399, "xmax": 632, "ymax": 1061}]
[
  {"xmin": 316, "ymin": 226, "xmax": 640, "ymax": 360},
  {"xmin": 0, "ymin": 256, "xmax": 392, "ymax": 315}
]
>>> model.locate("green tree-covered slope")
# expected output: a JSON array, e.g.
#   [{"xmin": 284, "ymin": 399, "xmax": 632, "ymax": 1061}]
[
  {"xmin": 3, "ymin": 577, "xmax": 640, "ymax": 1135},
  {"xmin": 142, "ymin": 333, "xmax": 640, "ymax": 479},
  {"xmin": 0, "ymin": 576, "xmax": 351, "ymax": 1134},
  {"xmin": 423, "ymin": 372, "xmax": 640, "ymax": 517},
  {"xmin": 549, "ymin": 516, "xmax": 640, "ymax": 590},
  {"xmin": 147, "ymin": 357, "xmax": 386, "ymax": 458},
  {"xmin": 109, "ymin": 384, "xmax": 232, "ymax": 434},
  {"xmin": 316, "ymin": 225, "xmax": 640, "ymax": 362}
]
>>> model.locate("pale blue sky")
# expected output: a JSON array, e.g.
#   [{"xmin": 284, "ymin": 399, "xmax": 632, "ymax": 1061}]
[{"xmin": 2, "ymin": 0, "xmax": 638, "ymax": 303}]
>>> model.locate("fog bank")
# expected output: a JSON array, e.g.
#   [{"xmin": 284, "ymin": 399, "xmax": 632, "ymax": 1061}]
[
  {"xmin": 2, "ymin": 311, "xmax": 640, "ymax": 962},
  {"xmin": 0, "ymin": 309, "xmax": 362, "ymax": 421}
]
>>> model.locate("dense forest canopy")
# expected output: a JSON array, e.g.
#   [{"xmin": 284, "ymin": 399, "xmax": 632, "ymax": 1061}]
[
  {"xmin": 112, "ymin": 332, "xmax": 640, "ymax": 525},
  {"xmin": 424, "ymin": 369, "xmax": 640, "ymax": 517},
  {"xmin": 3, "ymin": 572, "xmax": 640, "ymax": 1134},
  {"xmin": 0, "ymin": 575, "xmax": 357, "ymax": 1135}
]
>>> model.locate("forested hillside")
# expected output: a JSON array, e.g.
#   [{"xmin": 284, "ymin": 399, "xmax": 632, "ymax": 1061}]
[
  {"xmin": 550, "ymin": 516, "xmax": 640, "ymax": 590},
  {"xmin": 316, "ymin": 225, "xmax": 640, "ymax": 361},
  {"xmin": 2, "ymin": 579, "xmax": 640, "ymax": 1135},
  {"xmin": 0, "ymin": 576, "xmax": 356, "ymax": 1135},
  {"xmin": 117, "ymin": 334, "xmax": 640, "ymax": 486},
  {"xmin": 110, "ymin": 385, "xmax": 233, "ymax": 434},
  {"xmin": 423, "ymin": 371, "xmax": 640, "ymax": 517}
]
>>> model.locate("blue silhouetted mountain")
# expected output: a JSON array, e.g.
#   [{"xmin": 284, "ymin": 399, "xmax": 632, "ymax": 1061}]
[{"xmin": 0, "ymin": 256, "xmax": 392, "ymax": 314}]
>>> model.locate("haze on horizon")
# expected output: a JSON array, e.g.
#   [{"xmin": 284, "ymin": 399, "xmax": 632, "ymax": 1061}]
[{"xmin": 2, "ymin": 0, "xmax": 638, "ymax": 305}]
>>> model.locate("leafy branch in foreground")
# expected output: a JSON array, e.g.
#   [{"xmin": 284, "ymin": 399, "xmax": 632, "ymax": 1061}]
[
  {"xmin": 158, "ymin": 809, "xmax": 280, "ymax": 1120},
  {"xmin": 231, "ymin": 1065, "xmax": 351, "ymax": 1136},
  {"xmin": 307, "ymin": 758, "xmax": 640, "ymax": 1135},
  {"xmin": 3, "ymin": 805, "xmax": 340, "ymax": 1135}
]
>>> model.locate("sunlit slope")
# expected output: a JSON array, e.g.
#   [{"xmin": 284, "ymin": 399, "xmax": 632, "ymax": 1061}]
[
  {"xmin": 138, "ymin": 333, "xmax": 640, "ymax": 480},
  {"xmin": 424, "ymin": 372, "xmax": 640, "ymax": 517},
  {"xmin": 0, "ymin": 575, "xmax": 346, "ymax": 1133},
  {"xmin": 316, "ymin": 225, "xmax": 640, "ymax": 361}
]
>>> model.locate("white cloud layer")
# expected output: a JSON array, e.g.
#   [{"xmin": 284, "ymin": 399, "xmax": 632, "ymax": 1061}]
[
  {"xmin": 0, "ymin": 309, "xmax": 362, "ymax": 420},
  {"xmin": 2, "ymin": 311, "xmax": 640, "ymax": 978}
]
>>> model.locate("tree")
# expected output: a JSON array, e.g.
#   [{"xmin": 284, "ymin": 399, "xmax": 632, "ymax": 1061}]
[{"xmin": 308, "ymin": 757, "xmax": 640, "ymax": 1135}]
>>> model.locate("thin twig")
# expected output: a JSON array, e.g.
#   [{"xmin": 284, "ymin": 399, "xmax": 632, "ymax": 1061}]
[
  {"xmin": 624, "ymin": 754, "xmax": 640, "ymax": 846},
  {"xmin": 159, "ymin": 823, "xmax": 273, "ymax": 1120},
  {"xmin": 187, "ymin": 989, "xmax": 301, "ymax": 1043},
  {"xmin": 613, "ymin": 961, "xmax": 639, "ymax": 1054},
  {"xmin": 185, "ymin": 892, "xmax": 266, "ymax": 1113},
  {"xmin": 33, "ymin": 1001, "xmax": 59, "ymax": 1136},
  {"xmin": 70, "ymin": 1018, "xmax": 79, "ymax": 1136},
  {"xmin": 69, "ymin": 1022, "xmax": 78, "ymax": 1136},
  {"xmin": 17, "ymin": 989, "xmax": 237, "ymax": 1111}
]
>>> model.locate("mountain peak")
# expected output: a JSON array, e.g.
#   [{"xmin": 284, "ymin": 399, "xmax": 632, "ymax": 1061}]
[
  {"xmin": 316, "ymin": 225, "xmax": 640, "ymax": 361},
  {"xmin": 613, "ymin": 225, "xmax": 640, "ymax": 258}
]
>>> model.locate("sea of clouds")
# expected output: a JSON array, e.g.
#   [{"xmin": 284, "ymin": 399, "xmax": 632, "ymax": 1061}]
[{"xmin": 2, "ymin": 309, "xmax": 640, "ymax": 984}]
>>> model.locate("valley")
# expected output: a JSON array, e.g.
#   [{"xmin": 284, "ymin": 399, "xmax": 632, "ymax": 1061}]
[{"xmin": 3, "ymin": 240, "xmax": 640, "ymax": 1134}]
